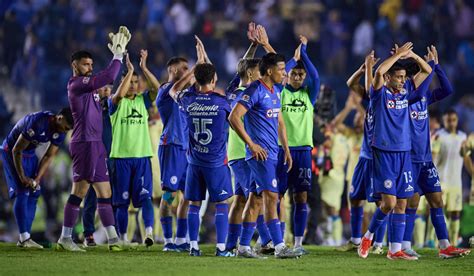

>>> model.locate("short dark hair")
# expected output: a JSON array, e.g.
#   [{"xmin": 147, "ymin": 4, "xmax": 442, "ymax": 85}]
[
  {"xmin": 387, "ymin": 62, "xmax": 406, "ymax": 76},
  {"xmin": 259, "ymin": 53, "xmax": 286, "ymax": 76},
  {"xmin": 445, "ymin": 108, "xmax": 458, "ymax": 117},
  {"xmin": 166, "ymin": 57, "xmax": 188, "ymax": 67},
  {"xmin": 293, "ymin": 60, "xmax": 306, "ymax": 71},
  {"xmin": 237, "ymin": 58, "xmax": 260, "ymax": 78},
  {"xmin": 58, "ymin": 107, "xmax": 74, "ymax": 126},
  {"xmin": 71, "ymin": 50, "xmax": 92, "ymax": 63},
  {"xmin": 194, "ymin": 63, "xmax": 216, "ymax": 86}
]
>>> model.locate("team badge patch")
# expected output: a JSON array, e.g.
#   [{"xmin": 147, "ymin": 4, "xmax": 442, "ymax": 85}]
[
  {"xmin": 53, "ymin": 133, "xmax": 59, "ymax": 139},
  {"xmin": 387, "ymin": 100, "xmax": 395, "ymax": 109},
  {"xmin": 272, "ymin": 178, "xmax": 278, "ymax": 188},
  {"xmin": 27, "ymin": 128, "xmax": 35, "ymax": 137},
  {"xmin": 170, "ymin": 176, "xmax": 178, "ymax": 185},
  {"xmin": 242, "ymin": 94, "xmax": 250, "ymax": 102},
  {"xmin": 82, "ymin": 77, "xmax": 90, "ymax": 84},
  {"xmin": 122, "ymin": 192, "xmax": 129, "ymax": 200},
  {"xmin": 384, "ymin": 179, "xmax": 393, "ymax": 189}
]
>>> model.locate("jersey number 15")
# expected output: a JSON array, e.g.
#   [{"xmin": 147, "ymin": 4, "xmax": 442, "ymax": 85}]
[{"xmin": 193, "ymin": 118, "xmax": 213, "ymax": 145}]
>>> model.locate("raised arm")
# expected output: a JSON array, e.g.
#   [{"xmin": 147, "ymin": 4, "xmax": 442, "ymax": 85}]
[
  {"xmin": 139, "ymin": 49, "xmax": 160, "ymax": 101},
  {"xmin": 424, "ymin": 46, "xmax": 454, "ymax": 102},
  {"xmin": 330, "ymin": 92, "xmax": 358, "ymax": 127},
  {"xmin": 365, "ymin": 50, "xmax": 380, "ymax": 94},
  {"xmin": 169, "ymin": 66, "xmax": 196, "ymax": 102},
  {"xmin": 373, "ymin": 42, "xmax": 413, "ymax": 90},
  {"xmin": 299, "ymin": 35, "xmax": 320, "ymax": 104},
  {"xmin": 243, "ymin": 22, "xmax": 259, "ymax": 59},
  {"xmin": 255, "ymin": 25, "xmax": 276, "ymax": 54},
  {"xmin": 346, "ymin": 63, "xmax": 365, "ymax": 98},
  {"xmin": 405, "ymin": 48, "xmax": 432, "ymax": 89},
  {"xmin": 111, "ymin": 53, "xmax": 134, "ymax": 105}
]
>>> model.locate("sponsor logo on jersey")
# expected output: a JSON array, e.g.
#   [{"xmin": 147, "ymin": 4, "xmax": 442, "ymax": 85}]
[
  {"xmin": 121, "ymin": 108, "xmax": 145, "ymax": 125},
  {"xmin": 282, "ymin": 99, "xmax": 308, "ymax": 113},
  {"xmin": 187, "ymin": 103, "xmax": 219, "ymax": 116},
  {"xmin": 266, "ymin": 108, "xmax": 280, "ymax": 118},
  {"xmin": 387, "ymin": 99, "xmax": 408, "ymax": 109},
  {"xmin": 384, "ymin": 179, "xmax": 393, "ymax": 189},
  {"xmin": 411, "ymin": 110, "xmax": 428, "ymax": 120}
]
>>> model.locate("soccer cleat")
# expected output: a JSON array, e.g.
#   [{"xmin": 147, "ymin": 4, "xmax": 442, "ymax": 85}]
[
  {"xmin": 163, "ymin": 243, "xmax": 178, "ymax": 252},
  {"xmin": 144, "ymin": 235, "xmax": 154, "ymax": 248},
  {"xmin": 237, "ymin": 248, "xmax": 267, "ymax": 259},
  {"xmin": 357, "ymin": 237, "xmax": 372, "ymax": 259},
  {"xmin": 83, "ymin": 235, "xmax": 96, "ymax": 247},
  {"xmin": 175, "ymin": 242, "xmax": 190, "ymax": 252},
  {"xmin": 403, "ymin": 248, "xmax": 421, "ymax": 258},
  {"xmin": 293, "ymin": 246, "xmax": 309, "ymax": 255},
  {"xmin": 216, "ymin": 248, "xmax": 235, "ymax": 257},
  {"xmin": 370, "ymin": 246, "xmax": 384, "ymax": 255},
  {"xmin": 387, "ymin": 250, "xmax": 418, "ymax": 260},
  {"xmin": 336, "ymin": 240, "xmax": 359, "ymax": 252},
  {"xmin": 255, "ymin": 241, "xmax": 275, "ymax": 255},
  {"xmin": 439, "ymin": 246, "xmax": 471, "ymax": 259},
  {"xmin": 108, "ymin": 243, "xmax": 123, "ymax": 252},
  {"xmin": 189, "ymin": 248, "xmax": 202, "ymax": 256},
  {"xmin": 17, "ymin": 239, "xmax": 44, "ymax": 249},
  {"xmin": 275, "ymin": 245, "xmax": 301, "ymax": 259},
  {"xmin": 56, "ymin": 237, "xmax": 86, "ymax": 252}
]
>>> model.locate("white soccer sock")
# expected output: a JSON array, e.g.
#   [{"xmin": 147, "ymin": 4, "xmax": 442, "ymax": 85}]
[
  {"xmin": 439, "ymin": 239, "xmax": 450, "ymax": 249},
  {"xmin": 389, "ymin": 242, "xmax": 401, "ymax": 253},
  {"xmin": 295, "ymin": 236, "xmax": 303, "ymax": 247},
  {"xmin": 164, "ymin": 238, "xmax": 173, "ymax": 244},
  {"xmin": 373, "ymin": 242, "xmax": 383, "ymax": 248},
  {"xmin": 364, "ymin": 231, "xmax": 374, "ymax": 240},
  {"xmin": 402, "ymin": 241, "xmax": 411, "ymax": 250},
  {"xmin": 175, "ymin": 237, "xmax": 186, "ymax": 245},
  {"xmin": 145, "ymin": 227, "xmax": 153, "ymax": 236},
  {"xmin": 19, "ymin": 232, "xmax": 30, "ymax": 242},
  {"xmin": 61, "ymin": 226, "xmax": 73, "ymax": 238},
  {"xmin": 190, "ymin": 240, "xmax": 199, "ymax": 250},
  {"xmin": 351, "ymin": 237, "xmax": 361, "ymax": 245},
  {"xmin": 216, "ymin": 243, "xmax": 225, "ymax": 251},
  {"xmin": 120, "ymin": 233, "xmax": 128, "ymax": 241},
  {"xmin": 274, "ymin": 242, "xmax": 285, "ymax": 252},
  {"xmin": 105, "ymin": 226, "xmax": 118, "ymax": 241}
]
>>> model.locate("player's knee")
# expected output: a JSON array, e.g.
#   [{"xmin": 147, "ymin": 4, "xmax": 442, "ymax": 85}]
[
  {"xmin": 293, "ymin": 192, "xmax": 307, "ymax": 204},
  {"xmin": 350, "ymin": 199, "xmax": 364, "ymax": 207},
  {"xmin": 407, "ymin": 194, "xmax": 420, "ymax": 209},
  {"xmin": 426, "ymin": 192, "xmax": 443, "ymax": 208},
  {"xmin": 380, "ymin": 198, "xmax": 396, "ymax": 213}
]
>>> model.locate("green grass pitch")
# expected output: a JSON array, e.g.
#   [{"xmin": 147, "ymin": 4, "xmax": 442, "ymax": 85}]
[{"xmin": 0, "ymin": 243, "xmax": 472, "ymax": 275}]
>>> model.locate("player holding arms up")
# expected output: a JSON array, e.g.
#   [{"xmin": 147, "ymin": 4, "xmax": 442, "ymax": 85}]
[{"xmin": 58, "ymin": 26, "xmax": 131, "ymax": 252}]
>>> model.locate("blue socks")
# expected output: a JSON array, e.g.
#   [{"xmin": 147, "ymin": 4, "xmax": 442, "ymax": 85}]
[
  {"xmin": 176, "ymin": 218, "xmax": 187, "ymax": 239},
  {"xmin": 26, "ymin": 196, "xmax": 38, "ymax": 233},
  {"xmin": 280, "ymin": 221, "xmax": 286, "ymax": 239},
  {"xmin": 13, "ymin": 193, "xmax": 29, "ymax": 234},
  {"xmin": 160, "ymin": 216, "xmax": 173, "ymax": 241},
  {"xmin": 256, "ymin": 215, "xmax": 271, "ymax": 245},
  {"xmin": 403, "ymin": 208, "xmax": 417, "ymax": 243},
  {"xmin": 294, "ymin": 203, "xmax": 308, "ymax": 237},
  {"xmin": 226, "ymin": 224, "xmax": 242, "ymax": 250},
  {"xmin": 115, "ymin": 205, "xmax": 129, "ymax": 236},
  {"xmin": 215, "ymin": 203, "xmax": 229, "ymax": 245},
  {"xmin": 350, "ymin": 206, "xmax": 363, "ymax": 241},
  {"xmin": 368, "ymin": 208, "xmax": 388, "ymax": 234},
  {"xmin": 240, "ymin": 222, "xmax": 256, "ymax": 246},
  {"xmin": 389, "ymin": 213, "xmax": 406, "ymax": 252},
  {"xmin": 187, "ymin": 205, "xmax": 201, "ymax": 243},
  {"xmin": 375, "ymin": 216, "xmax": 387, "ymax": 244},
  {"xmin": 267, "ymin": 219, "xmax": 283, "ymax": 246},
  {"xmin": 430, "ymin": 207, "xmax": 449, "ymax": 240},
  {"xmin": 141, "ymin": 198, "xmax": 154, "ymax": 228}
]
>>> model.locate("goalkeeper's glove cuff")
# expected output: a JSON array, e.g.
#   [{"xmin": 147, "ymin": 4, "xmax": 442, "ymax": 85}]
[{"xmin": 113, "ymin": 54, "xmax": 124, "ymax": 62}]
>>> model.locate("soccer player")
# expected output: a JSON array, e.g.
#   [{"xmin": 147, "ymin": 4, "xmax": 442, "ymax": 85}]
[
  {"xmin": 57, "ymin": 26, "xmax": 131, "ymax": 252},
  {"xmin": 435, "ymin": 109, "xmax": 468, "ymax": 246},
  {"xmin": 229, "ymin": 52, "xmax": 300, "ymax": 259},
  {"xmin": 276, "ymin": 35, "xmax": 320, "ymax": 254},
  {"xmin": 156, "ymin": 55, "xmax": 193, "ymax": 252},
  {"xmin": 402, "ymin": 46, "xmax": 470, "ymax": 258},
  {"xmin": 1, "ymin": 108, "xmax": 73, "ymax": 248},
  {"xmin": 169, "ymin": 38, "xmax": 233, "ymax": 256},
  {"xmin": 358, "ymin": 42, "xmax": 433, "ymax": 260},
  {"xmin": 109, "ymin": 49, "xmax": 159, "ymax": 247}
]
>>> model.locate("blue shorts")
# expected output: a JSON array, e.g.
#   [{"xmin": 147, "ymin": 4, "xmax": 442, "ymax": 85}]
[
  {"xmin": 247, "ymin": 158, "xmax": 278, "ymax": 194},
  {"xmin": 112, "ymin": 158, "xmax": 153, "ymax": 207},
  {"xmin": 185, "ymin": 164, "xmax": 233, "ymax": 202},
  {"xmin": 158, "ymin": 144, "xmax": 187, "ymax": 192},
  {"xmin": 229, "ymin": 159, "xmax": 251, "ymax": 198},
  {"xmin": 277, "ymin": 148, "xmax": 312, "ymax": 195},
  {"xmin": 412, "ymin": 161, "xmax": 442, "ymax": 196},
  {"xmin": 1, "ymin": 149, "xmax": 40, "ymax": 199},
  {"xmin": 350, "ymin": 157, "xmax": 376, "ymax": 202},
  {"xmin": 372, "ymin": 149, "xmax": 414, "ymax": 199}
]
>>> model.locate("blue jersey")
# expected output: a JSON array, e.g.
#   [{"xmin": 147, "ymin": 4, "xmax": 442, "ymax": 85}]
[
  {"xmin": 238, "ymin": 80, "xmax": 281, "ymax": 161},
  {"xmin": 156, "ymin": 82, "xmax": 188, "ymax": 149},
  {"xmin": 2, "ymin": 111, "xmax": 66, "ymax": 153},
  {"xmin": 410, "ymin": 64, "xmax": 452, "ymax": 162},
  {"xmin": 177, "ymin": 88, "xmax": 231, "ymax": 168},
  {"xmin": 360, "ymin": 102, "xmax": 374, "ymax": 159},
  {"xmin": 370, "ymin": 81, "xmax": 420, "ymax": 151}
]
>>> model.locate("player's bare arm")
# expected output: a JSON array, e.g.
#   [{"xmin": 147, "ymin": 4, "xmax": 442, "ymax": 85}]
[
  {"xmin": 229, "ymin": 103, "xmax": 268, "ymax": 161},
  {"xmin": 405, "ymin": 49, "xmax": 433, "ymax": 89},
  {"xmin": 364, "ymin": 50, "xmax": 379, "ymax": 93},
  {"xmin": 139, "ymin": 49, "xmax": 160, "ymax": 101},
  {"xmin": 34, "ymin": 144, "xmax": 60, "ymax": 185},
  {"xmin": 255, "ymin": 25, "xmax": 276, "ymax": 54},
  {"xmin": 12, "ymin": 135, "xmax": 35, "ymax": 188},
  {"xmin": 278, "ymin": 112, "xmax": 293, "ymax": 172},
  {"xmin": 243, "ymin": 22, "xmax": 259, "ymax": 59},
  {"xmin": 112, "ymin": 53, "xmax": 134, "ymax": 105},
  {"xmin": 346, "ymin": 63, "xmax": 365, "ymax": 97},
  {"xmin": 373, "ymin": 42, "xmax": 413, "ymax": 90}
]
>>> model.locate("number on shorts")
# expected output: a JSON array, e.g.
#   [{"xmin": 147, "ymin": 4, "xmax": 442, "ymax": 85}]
[
  {"xmin": 298, "ymin": 168, "xmax": 311, "ymax": 179},
  {"xmin": 427, "ymin": 167, "xmax": 438, "ymax": 178},
  {"xmin": 403, "ymin": 171, "xmax": 413, "ymax": 183}
]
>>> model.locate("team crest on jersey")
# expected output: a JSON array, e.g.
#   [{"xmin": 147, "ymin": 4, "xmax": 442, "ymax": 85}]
[
  {"xmin": 170, "ymin": 176, "xmax": 178, "ymax": 185},
  {"xmin": 350, "ymin": 185, "xmax": 354, "ymax": 194},
  {"xmin": 52, "ymin": 133, "xmax": 59, "ymax": 139},
  {"xmin": 93, "ymin": 93, "xmax": 100, "ymax": 102},
  {"xmin": 242, "ymin": 95, "xmax": 250, "ymax": 102},
  {"xmin": 82, "ymin": 77, "xmax": 90, "ymax": 84},
  {"xmin": 421, "ymin": 96, "xmax": 427, "ymax": 102},
  {"xmin": 272, "ymin": 179, "xmax": 278, "ymax": 188},
  {"xmin": 27, "ymin": 128, "xmax": 35, "ymax": 137},
  {"xmin": 387, "ymin": 100, "xmax": 395, "ymax": 109},
  {"xmin": 228, "ymin": 94, "xmax": 237, "ymax": 100},
  {"xmin": 411, "ymin": 111, "xmax": 418, "ymax": 119},
  {"xmin": 400, "ymin": 88, "xmax": 407, "ymax": 95},
  {"xmin": 122, "ymin": 192, "xmax": 129, "ymax": 200},
  {"xmin": 384, "ymin": 179, "xmax": 393, "ymax": 189}
]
